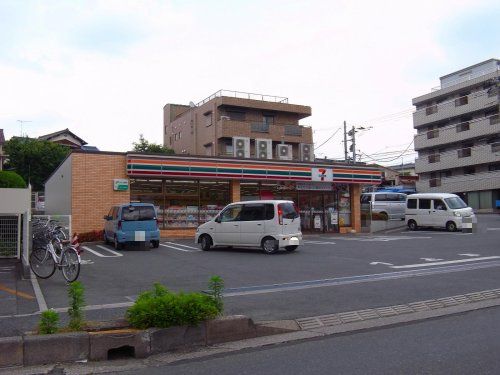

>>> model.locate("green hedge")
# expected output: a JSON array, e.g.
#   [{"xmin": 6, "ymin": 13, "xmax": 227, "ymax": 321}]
[
  {"xmin": 0, "ymin": 170, "xmax": 26, "ymax": 188},
  {"xmin": 126, "ymin": 283, "xmax": 220, "ymax": 329}
]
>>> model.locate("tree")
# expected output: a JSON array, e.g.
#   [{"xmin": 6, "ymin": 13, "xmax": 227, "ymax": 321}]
[
  {"xmin": 4, "ymin": 137, "xmax": 70, "ymax": 191},
  {"xmin": 132, "ymin": 134, "xmax": 174, "ymax": 155},
  {"xmin": 0, "ymin": 170, "xmax": 26, "ymax": 188}
]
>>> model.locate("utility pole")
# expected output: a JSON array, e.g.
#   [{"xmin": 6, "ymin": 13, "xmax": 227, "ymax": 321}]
[
  {"xmin": 351, "ymin": 125, "xmax": 356, "ymax": 162},
  {"xmin": 17, "ymin": 120, "xmax": 32, "ymax": 136},
  {"xmin": 343, "ymin": 121, "xmax": 348, "ymax": 162}
]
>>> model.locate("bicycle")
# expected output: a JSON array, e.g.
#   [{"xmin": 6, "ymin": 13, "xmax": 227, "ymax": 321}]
[
  {"xmin": 30, "ymin": 218, "xmax": 81, "ymax": 282},
  {"xmin": 30, "ymin": 239, "xmax": 81, "ymax": 282}
]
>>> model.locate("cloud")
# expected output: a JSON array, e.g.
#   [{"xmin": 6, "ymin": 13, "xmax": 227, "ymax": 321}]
[{"xmin": 0, "ymin": 0, "xmax": 498, "ymax": 165}]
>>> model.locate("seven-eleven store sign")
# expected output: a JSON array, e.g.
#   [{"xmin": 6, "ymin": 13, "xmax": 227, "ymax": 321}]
[{"xmin": 311, "ymin": 167, "xmax": 333, "ymax": 182}]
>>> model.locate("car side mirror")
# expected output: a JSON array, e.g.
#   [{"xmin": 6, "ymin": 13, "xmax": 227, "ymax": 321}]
[
  {"xmin": 103, "ymin": 215, "xmax": 110, "ymax": 220},
  {"xmin": 214, "ymin": 216, "xmax": 221, "ymax": 223}
]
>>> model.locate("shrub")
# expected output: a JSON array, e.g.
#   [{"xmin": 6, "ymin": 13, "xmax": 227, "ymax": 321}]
[
  {"xmin": 361, "ymin": 212, "xmax": 389, "ymax": 221},
  {"xmin": 78, "ymin": 230, "xmax": 104, "ymax": 243},
  {"xmin": 0, "ymin": 170, "xmax": 26, "ymax": 188},
  {"xmin": 208, "ymin": 275, "xmax": 224, "ymax": 314},
  {"xmin": 38, "ymin": 309, "xmax": 59, "ymax": 334},
  {"xmin": 68, "ymin": 281, "xmax": 85, "ymax": 331},
  {"xmin": 126, "ymin": 282, "xmax": 219, "ymax": 329}
]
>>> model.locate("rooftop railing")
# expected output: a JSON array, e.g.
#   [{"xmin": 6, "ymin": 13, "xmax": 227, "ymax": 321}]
[
  {"xmin": 197, "ymin": 90, "xmax": 288, "ymax": 106},
  {"xmin": 431, "ymin": 66, "xmax": 499, "ymax": 91}
]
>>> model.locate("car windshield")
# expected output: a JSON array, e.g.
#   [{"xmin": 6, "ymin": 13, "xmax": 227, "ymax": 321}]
[
  {"xmin": 444, "ymin": 197, "xmax": 467, "ymax": 209},
  {"xmin": 122, "ymin": 206, "xmax": 156, "ymax": 221}
]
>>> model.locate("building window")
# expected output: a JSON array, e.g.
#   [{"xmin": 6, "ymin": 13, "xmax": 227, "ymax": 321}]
[
  {"xmin": 226, "ymin": 110, "xmax": 246, "ymax": 121},
  {"xmin": 454, "ymin": 93, "xmax": 469, "ymax": 107},
  {"xmin": 489, "ymin": 163, "xmax": 500, "ymax": 172},
  {"xmin": 463, "ymin": 166, "xmax": 475, "ymax": 175},
  {"xmin": 440, "ymin": 170, "xmax": 452, "ymax": 178},
  {"xmin": 457, "ymin": 147, "xmax": 471, "ymax": 158},
  {"xmin": 204, "ymin": 111, "xmax": 212, "ymax": 127},
  {"xmin": 425, "ymin": 105, "xmax": 438, "ymax": 116},
  {"xmin": 263, "ymin": 114, "xmax": 275, "ymax": 125},
  {"xmin": 491, "ymin": 142, "xmax": 500, "ymax": 153},
  {"xmin": 428, "ymin": 154, "xmax": 440, "ymax": 163},
  {"xmin": 456, "ymin": 122, "xmax": 470, "ymax": 132},
  {"xmin": 490, "ymin": 114, "xmax": 499, "ymax": 125},
  {"xmin": 429, "ymin": 178, "xmax": 441, "ymax": 187},
  {"xmin": 427, "ymin": 129, "xmax": 439, "ymax": 139}
]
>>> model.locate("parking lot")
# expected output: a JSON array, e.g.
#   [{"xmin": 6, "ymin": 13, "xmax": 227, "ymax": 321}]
[{"xmin": 19, "ymin": 214, "xmax": 496, "ymax": 324}]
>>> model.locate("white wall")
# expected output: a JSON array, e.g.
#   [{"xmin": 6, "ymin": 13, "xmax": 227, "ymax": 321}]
[
  {"xmin": 0, "ymin": 188, "xmax": 31, "ymax": 214},
  {"xmin": 45, "ymin": 155, "xmax": 72, "ymax": 215}
]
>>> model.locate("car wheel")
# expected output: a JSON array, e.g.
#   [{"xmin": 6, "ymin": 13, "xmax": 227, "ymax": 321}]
[
  {"xmin": 408, "ymin": 220, "xmax": 418, "ymax": 231},
  {"xmin": 200, "ymin": 235, "xmax": 212, "ymax": 251},
  {"xmin": 446, "ymin": 221, "xmax": 457, "ymax": 232},
  {"xmin": 151, "ymin": 240, "xmax": 159, "ymax": 248},
  {"xmin": 114, "ymin": 236, "xmax": 123, "ymax": 250},
  {"xmin": 379, "ymin": 212, "xmax": 389, "ymax": 221},
  {"xmin": 103, "ymin": 231, "xmax": 110, "ymax": 245},
  {"xmin": 285, "ymin": 245, "xmax": 298, "ymax": 252},
  {"xmin": 262, "ymin": 237, "xmax": 278, "ymax": 254}
]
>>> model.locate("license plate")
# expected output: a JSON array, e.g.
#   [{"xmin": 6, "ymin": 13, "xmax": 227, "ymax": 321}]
[
  {"xmin": 289, "ymin": 237, "xmax": 300, "ymax": 245},
  {"xmin": 135, "ymin": 231, "xmax": 145, "ymax": 241}
]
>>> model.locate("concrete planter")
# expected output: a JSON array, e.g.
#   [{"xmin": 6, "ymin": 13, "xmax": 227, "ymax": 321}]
[
  {"xmin": 1, "ymin": 315, "xmax": 292, "ymax": 368},
  {"xmin": 149, "ymin": 324, "xmax": 206, "ymax": 354},
  {"xmin": 0, "ymin": 336, "xmax": 23, "ymax": 367},
  {"xmin": 89, "ymin": 329, "xmax": 150, "ymax": 361},
  {"xmin": 23, "ymin": 332, "xmax": 89, "ymax": 366}
]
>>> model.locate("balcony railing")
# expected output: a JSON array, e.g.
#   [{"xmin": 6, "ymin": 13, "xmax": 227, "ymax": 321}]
[
  {"xmin": 414, "ymin": 115, "xmax": 500, "ymax": 150},
  {"xmin": 251, "ymin": 123, "xmax": 270, "ymax": 133},
  {"xmin": 417, "ymin": 170, "xmax": 500, "ymax": 194},
  {"xmin": 197, "ymin": 89, "xmax": 288, "ymax": 106},
  {"xmin": 284, "ymin": 125, "xmax": 303, "ymax": 136},
  {"xmin": 415, "ymin": 143, "xmax": 499, "ymax": 173}
]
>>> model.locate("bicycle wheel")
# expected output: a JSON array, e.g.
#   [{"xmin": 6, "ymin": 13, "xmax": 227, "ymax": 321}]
[
  {"xmin": 30, "ymin": 247, "xmax": 56, "ymax": 279},
  {"xmin": 61, "ymin": 247, "xmax": 81, "ymax": 282}
]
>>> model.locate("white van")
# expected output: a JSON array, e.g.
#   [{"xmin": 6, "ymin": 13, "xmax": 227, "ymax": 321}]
[
  {"xmin": 360, "ymin": 192, "xmax": 407, "ymax": 220},
  {"xmin": 195, "ymin": 200, "xmax": 302, "ymax": 254},
  {"xmin": 405, "ymin": 193, "xmax": 476, "ymax": 232}
]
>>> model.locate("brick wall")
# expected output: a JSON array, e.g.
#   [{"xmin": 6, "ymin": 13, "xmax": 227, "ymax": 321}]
[{"xmin": 71, "ymin": 153, "xmax": 129, "ymax": 234}]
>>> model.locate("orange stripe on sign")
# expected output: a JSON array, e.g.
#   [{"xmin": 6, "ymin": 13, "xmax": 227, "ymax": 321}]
[{"xmin": 0, "ymin": 284, "xmax": 35, "ymax": 300}]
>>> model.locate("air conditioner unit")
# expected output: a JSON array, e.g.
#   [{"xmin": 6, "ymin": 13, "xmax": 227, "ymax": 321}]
[
  {"xmin": 299, "ymin": 143, "xmax": 314, "ymax": 162},
  {"xmin": 276, "ymin": 144, "xmax": 293, "ymax": 160},
  {"xmin": 255, "ymin": 138, "xmax": 272, "ymax": 159},
  {"xmin": 233, "ymin": 137, "xmax": 250, "ymax": 158}
]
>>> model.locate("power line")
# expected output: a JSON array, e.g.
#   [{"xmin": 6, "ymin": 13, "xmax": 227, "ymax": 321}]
[
  {"xmin": 314, "ymin": 126, "xmax": 342, "ymax": 150},
  {"xmin": 359, "ymin": 139, "xmax": 415, "ymax": 163}
]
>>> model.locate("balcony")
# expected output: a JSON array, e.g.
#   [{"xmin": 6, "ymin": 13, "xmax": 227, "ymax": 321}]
[
  {"xmin": 413, "ymin": 88, "xmax": 498, "ymax": 128},
  {"xmin": 415, "ymin": 143, "xmax": 500, "ymax": 173},
  {"xmin": 416, "ymin": 170, "xmax": 500, "ymax": 193},
  {"xmin": 415, "ymin": 116, "xmax": 500, "ymax": 150},
  {"xmin": 216, "ymin": 118, "xmax": 313, "ymax": 144}
]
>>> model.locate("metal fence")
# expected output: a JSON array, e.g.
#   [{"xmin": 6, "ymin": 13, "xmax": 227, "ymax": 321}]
[{"xmin": 0, "ymin": 214, "xmax": 21, "ymax": 258}]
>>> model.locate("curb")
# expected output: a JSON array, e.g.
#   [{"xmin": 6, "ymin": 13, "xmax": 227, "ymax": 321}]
[{"xmin": 0, "ymin": 315, "xmax": 292, "ymax": 369}]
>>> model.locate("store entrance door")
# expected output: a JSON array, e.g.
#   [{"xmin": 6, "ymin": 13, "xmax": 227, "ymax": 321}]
[{"xmin": 298, "ymin": 192, "xmax": 339, "ymax": 233}]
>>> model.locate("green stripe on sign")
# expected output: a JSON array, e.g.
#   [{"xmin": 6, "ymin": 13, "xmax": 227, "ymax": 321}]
[
  {"xmin": 191, "ymin": 167, "xmax": 216, "ymax": 173},
  {"xmin": 267, "ymin": 170, "xmax": 290, "ymax": 176},
  {"xmin": 163, "ymin": 165, "xmax": 190, "ymax": 172},
  {"xmin": 242, "ymin": 169, "xmax": 267, "ymax": 175},
  {"xmin": 291, "ymin": 171, "xmax": 311, "ymax": 177},
  {"xmin": 218, "ymin": 168, "xmax": 243, "ymax": 174},
  {"xmin": 129, "ymin": 164, "xmax": 162, "ymax": 171}
]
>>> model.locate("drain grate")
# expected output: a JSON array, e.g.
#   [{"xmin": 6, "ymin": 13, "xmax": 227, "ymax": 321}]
[{"xmin": 296, "ymin": 288, "xmax": 500, "ymax": 330}]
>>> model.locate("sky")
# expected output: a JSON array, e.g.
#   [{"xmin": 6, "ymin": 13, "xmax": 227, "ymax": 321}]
[{"xmin": 0, "ymin": 0, "xmax": 499, "ymax": 166}]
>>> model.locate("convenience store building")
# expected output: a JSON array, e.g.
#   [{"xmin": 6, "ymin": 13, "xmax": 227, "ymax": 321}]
[{"xmin": 45, "ymin": 150, "xmax": 382, "ymax": 237}]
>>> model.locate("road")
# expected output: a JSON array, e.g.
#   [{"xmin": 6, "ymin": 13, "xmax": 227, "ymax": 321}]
[
  {"xmin": 117, "ymin": 306, "xmax": 500, "ymax": 375},
  {"xmin": 1, "ymin": 214, "xmax": 498, "ymax": 336}
]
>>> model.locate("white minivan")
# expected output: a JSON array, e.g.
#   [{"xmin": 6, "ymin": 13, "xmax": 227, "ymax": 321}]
[
  {"xmin": 360, "ymin": 192, "xmax": 407, "ymax": 220},
  {"xmin": 195, "ymin": 200, "xmax": 302, "ymax": 254},
  {"xmin": 405, "ymin": 193, "xmax": 476, "ymax": 232}
]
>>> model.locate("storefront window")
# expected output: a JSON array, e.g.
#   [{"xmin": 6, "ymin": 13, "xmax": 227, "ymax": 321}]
[
  {"xmin": 199, "ymin": 181, "xmax": 230, "ymax": 224},
  {"xmin": 130, "ymin": 179, "xmax": 165, "ymax": 227},
  {"xmin": 165, "ymin": 180, "xmax": 199, "ymax": 228},
  {"xmin": 338, "ymin": 185, "xmax": 351, "ymax": 227},
  {"xmin": 241, "ymin": 182, "xmax": 260, "ymax": 201}
]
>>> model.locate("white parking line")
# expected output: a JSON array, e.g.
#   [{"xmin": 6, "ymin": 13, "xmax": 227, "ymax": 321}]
[
  {"xmin": 391, "ymin": 256, "xmax": 500, "ymax": 269},
  {"xmin": 82, "ymin": 246, "xmax": 122, "ymax": 258},
  {"xmin": 487, "ymin": 228, "xmax": 500, "ymax": 231},
  {"xmin": 159, "ymin": 243, "xmax": 200, "ymax": 252},
  {"xmin": 164, "ymin": 241, "xmax": 199, "ymax": 250},
  {"xmin": 304, "ymin": 241, "xmax": 337, "ymax": 245},
  {"xmin": 96, "ymin": 245, "xmax": 123, "ymax": 257}
]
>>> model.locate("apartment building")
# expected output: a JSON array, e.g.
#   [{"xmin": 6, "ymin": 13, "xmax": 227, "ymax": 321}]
[
  {"xmin": 164, "ymin": 90, "xmax": 314, "ymax": 162},
  {"xmin": 412, "ymin": 59, "xmax": 500, "ymax": 211}
]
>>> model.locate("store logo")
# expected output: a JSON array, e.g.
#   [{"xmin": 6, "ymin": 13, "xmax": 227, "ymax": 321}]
[{"xmin": 311, "ymin": 168, "xmax": 332, "ymax": 182}]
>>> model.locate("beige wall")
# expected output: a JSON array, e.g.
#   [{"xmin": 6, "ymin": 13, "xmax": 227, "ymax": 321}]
[
  {"xmin": 71, "ymin": 153, "xmax": 129, "ymax": 234},
  {"xmin": 45, "ymin": 155, "xmax": 72, "ymax": 215}
]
